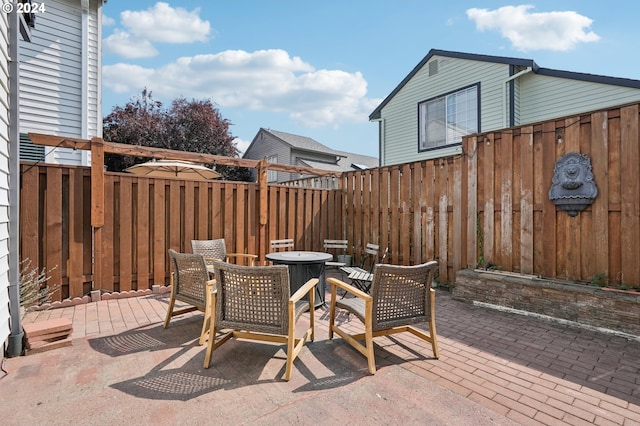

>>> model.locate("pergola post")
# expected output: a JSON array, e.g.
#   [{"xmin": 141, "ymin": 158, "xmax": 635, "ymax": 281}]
[
  {"xmin": 258, "ymin": 159, "xmax": 268, "ymax": 263},
  {"xmin": 90, "ymin": 137, "xmax": 104, "ymax": 290}
]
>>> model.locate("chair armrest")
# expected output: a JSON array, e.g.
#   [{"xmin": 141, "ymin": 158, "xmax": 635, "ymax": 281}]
[
  {"xmin": 290, "ymin": 278, "xmax": 318, "ymax": 303},
  {"xmin": 327, "ymin": 277, "xmax": 371, "ymax": 301},
  {"xmin": 226, "ymin": 253, "xmax": 258, "ymax": 265}
]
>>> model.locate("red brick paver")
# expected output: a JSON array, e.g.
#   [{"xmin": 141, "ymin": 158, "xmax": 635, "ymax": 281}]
[{"xmin": 16, "ymin": 272, "xmax": 640, "ymax": 425}]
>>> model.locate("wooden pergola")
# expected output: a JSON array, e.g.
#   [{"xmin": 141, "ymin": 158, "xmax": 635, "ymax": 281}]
[{"xmin": 28, "ymin": 133, "xmax": 342, "ymax": 287}]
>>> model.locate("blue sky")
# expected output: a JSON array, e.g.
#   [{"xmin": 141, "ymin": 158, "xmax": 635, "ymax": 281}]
[{"xmin": 101, "ymin": 1, "xmax": 638, "ymax": 157}]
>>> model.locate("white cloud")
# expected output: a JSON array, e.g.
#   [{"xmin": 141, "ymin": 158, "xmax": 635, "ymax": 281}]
[
  {"xmin": 103, "ymin": 49, "xmax": 381, "ymax": 128},
  {"xmin": 104, "ymin": 2, "xmax": 210, "ymax": 59},
  {"xmin": 102, "ymin": 14, "xmax": 115, "ymax": 26},
  {"xmin": 120, "ymin": 2, "xmax": 210, "ymax": 43},
  {"xmin": 467, "ymin": 5, "xmax": 600, "ymax": 51},
  {"xmin": 102, "ymin": 63, "xmax": 155, "ymax": 93},
  {"xmin": 234, "ymin": 137, "xmax": 251, "ymax": 156},
  {"xmin": 103, "ymin": 29, "xmax": 158, "ymax": 59}
]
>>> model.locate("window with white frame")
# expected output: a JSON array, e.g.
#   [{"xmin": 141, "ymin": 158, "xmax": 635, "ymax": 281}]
[
  {"xmin": 266, "ymin": 155, "xmax": 278, "ymax": 182},
  {"xmin": 418, "ymin": 84, "xmax": 479, "ymax": 151}
]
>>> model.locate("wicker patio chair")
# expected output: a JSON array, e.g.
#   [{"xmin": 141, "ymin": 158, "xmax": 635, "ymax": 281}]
[
  {"xmin": 323, "ymin": 239, "xmax": 349, "ymax": 269},
  {"xmin": 165, "ymin": 249, "xmax": 215, "ymax": 345},
  {"xmin": 203, "ymin": 261, "xmax": 317, "ymax": 381},
  {"xmin": 191, "ymin": 238, "xmax": 258, "ymax": 266},
  {"xmin": 270, "ymin": 238, "xmax": 294, "ymax": 251},
  {"xmin": 328, "ymin": 261, "xmax": 440, "ymax": 374}
]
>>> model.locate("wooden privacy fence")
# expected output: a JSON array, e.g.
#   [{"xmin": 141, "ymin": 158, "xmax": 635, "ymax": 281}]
[
  {"xmin": 341, "ymin": 102, "xmax": 640, "ymax": 287},
  {"xmin": 19, "ymin": 164, "xmax": 343, "ymax": 299},
  {"xmin": 20, "ymin": 101, "xmax": 640, "ymax": 300}
]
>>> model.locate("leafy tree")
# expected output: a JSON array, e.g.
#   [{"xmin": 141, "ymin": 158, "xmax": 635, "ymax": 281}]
[{"xmin": 103, "ymin": 88, "xmax": 252, "ymax": 181}]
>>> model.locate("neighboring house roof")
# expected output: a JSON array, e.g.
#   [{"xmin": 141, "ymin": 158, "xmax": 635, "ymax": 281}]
[
  {"xmin": 246, "ymin": 128, "xmax": 378, "ymax": 172},
  {"xmin": 370, "ymin": 48, "xmax": 640, "ymax": 121},
  {"xmin": 264, "ymin": 129, "xmax": 343, "ymax": 156},
  {"xmin": 299, "ymin": 150, "xmax": 378, "ymax": 172}
]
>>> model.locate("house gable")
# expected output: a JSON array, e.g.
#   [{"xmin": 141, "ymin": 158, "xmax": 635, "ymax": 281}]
[
  {"xmin": 243, "ymin": 128, "xmax": 378, "ymax": 183},
  {"xmin": 373, "ymin": 48, "xmax": 640, "ymax": 167}
]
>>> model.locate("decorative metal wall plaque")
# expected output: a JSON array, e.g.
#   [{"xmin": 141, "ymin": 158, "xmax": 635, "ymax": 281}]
[{"xmin": 548, "ymin": 152, "xmax": 598, "ymax": 217}]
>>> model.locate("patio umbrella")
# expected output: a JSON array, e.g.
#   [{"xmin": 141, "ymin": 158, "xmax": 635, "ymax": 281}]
[{"xmin": 124, "ymin": 159, "xmax": 221, "ymax": 180}]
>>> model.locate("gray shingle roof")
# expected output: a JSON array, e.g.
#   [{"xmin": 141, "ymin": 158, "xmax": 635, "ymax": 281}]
[
  {"xmin": 266, "ymin": 129, "xmax": 342, "ymax": 155},
  {"xmin": 264, "ymin": 128, "xmax": 378, "ymax": 172}
]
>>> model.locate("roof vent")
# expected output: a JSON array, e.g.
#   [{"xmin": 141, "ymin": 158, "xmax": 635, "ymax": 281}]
[{"xmin": 429, "ymin": 60, "xmax": 439, "ymax": 76}]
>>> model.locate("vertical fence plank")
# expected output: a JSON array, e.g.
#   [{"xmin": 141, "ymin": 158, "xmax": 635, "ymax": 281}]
[
  {"xmin": 466, "ymin": 136, "xmax": 478, "ymax": 268},
  {"xmin": 438, "ymin": 160, "xmax": 449, "ymax": 281},
  {"xmin": 102, "ymin": 175, "xmax": 115, "ymax": 291},
  {"xmin": 211, "ymin": 182, "xmax": 223, "ymax": 239},
  {"xmin": 196, "ymin": 183, "xmax": 209, "ymax": 240},
  {"xmin": 520, "ymin": 127, "xmax": 534, "ymax": 274},
  {"xmin": 499, "ymin": 132, "xmax": 513, "ymax": 272},
  {"xmin": 153, "ymin": 180, "xmax": 166, "ymax": 285},
  {"xmin": 19, "ymin": 165, "xmax": 39, "ymax": 273},
  {"xmin": 183, "ymin": 181, "xmax": 195, "ymax": 247},
  {"xmin": 235, "ymin": 184, "xmax": 246, "ymax": 254},
  {"xmin": 223, "ymin": 182, "xmax": 234, "ymax": 243},
  {"xmin": 400, "ymin": 163, "xmax": 411, "ymax": 264},
  {"xmin": 591, "ymin": 111, "xmax": 609, "ymax": 278},
  {"xmin": 483, "ymin": 134, "xmax": 495, "ymax": 266},
  {"xmin": 389, "ymin": 167, "xmax": 400, "ymax": 263},
  {"xmin": 169, "ymin": 180, "xmax": 181, "ymax": 253},
  {"xmin": 136, "ymin": 179, "xmax": 150, "ymax": 288},
  {"xmin": 412, "ymin": 162, "xmax": 423, "ymax": 264},
  {"xmin": 68, "ymin": 169, "xmax": 84, "ymax": 296},
  {"xmin": 607, "ymin": 112, "xmax": 621, "ymax": 284},
  {"xmin": 452, "ymin": 156, "xmax": 463, "ymax": 274},
  {"xmin": 46, "ymin": 167, "xmax": 63, "ymax": 299},
  {"xmin": 118, "ymin": 178, "xmax": 132, "ymax": 291},
  {"xmin": 370, "ymin": 168, "xmax": 380, "ymax": 254},
  {"xmin": 620, "ymin": 105, "xmax": 640, "ymax": 285}
]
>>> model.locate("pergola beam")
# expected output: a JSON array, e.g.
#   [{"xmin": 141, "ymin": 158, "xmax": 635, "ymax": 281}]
[{"xmin": 28, "ymin": 133, "xmax": 342, "ymax": 177}]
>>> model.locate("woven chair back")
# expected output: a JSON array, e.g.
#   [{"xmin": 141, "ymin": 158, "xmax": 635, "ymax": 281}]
[
  {"xmin": 191, "ymin": 239, "xmax": 227, "ymax": 264},
  {"xmin": 168, "ymin": 248, "xmax": 209, "ymax": 309},
  {"xmin": 211, "ymin": 261, "xmax": 291, "ymax": 336},
  {"xmin": 369, "ymin": 261, "xmax": 439, "ymax": 332}
]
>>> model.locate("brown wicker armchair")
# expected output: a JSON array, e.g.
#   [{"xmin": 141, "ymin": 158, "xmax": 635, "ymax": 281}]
[
  {"xmin": 203, "ymin": 261, "xmax": 317, "ymax": 381},
  {"xmin": 191, "ymin": 239, "xmax": 258, "ymax": 266},
  {"xmin": 328, "ymin": 261, "xmax": 440, "ymax": 374},
  {"xmin": 165, "ymin": 249, "xmax": 215, "ymax": 345}
]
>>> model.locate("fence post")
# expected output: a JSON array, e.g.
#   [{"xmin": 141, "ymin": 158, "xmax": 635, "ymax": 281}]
[{"xmin": 91, "ymin": 138, "xmax": 104, "ymax": 290}]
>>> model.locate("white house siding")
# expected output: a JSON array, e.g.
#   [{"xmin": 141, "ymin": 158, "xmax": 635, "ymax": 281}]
[
  {"xmin": 519, "ymin": 73, "xmax": 640, "ymax": 125},
  {"xmin": 19, "ymin": 0, "xmax": 102, "ymax": 166},
  {"xmin": 380, "ymin": 56, "xmax": 510, "ymax": 166},
  {"xmin": 0, "ymin": 12, "xmax": 10, "ymax": 351}
]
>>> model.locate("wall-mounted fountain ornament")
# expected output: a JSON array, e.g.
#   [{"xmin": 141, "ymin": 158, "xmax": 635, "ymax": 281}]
[{"xmin": 548, "ymin": 152, "xmax": 598, "ymax": 217}]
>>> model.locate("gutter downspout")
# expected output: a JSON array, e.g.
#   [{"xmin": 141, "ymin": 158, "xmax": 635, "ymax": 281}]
[
  {"xmin": 503, "ymin": 66, "xmax": 532, "ymax": 128},
  {"xmin": 7, "ymin": 8, "xmax": 23, "ymax": 356}
]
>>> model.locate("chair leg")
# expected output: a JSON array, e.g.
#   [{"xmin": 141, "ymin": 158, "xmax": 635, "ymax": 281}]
[
  {"xmin": 284, "ymin": 322, "xmax": 296, "ymax": 381},
  {"xmin": 328, "ymin": 286, "xmax": 337, "ymax": 340},
  {"xmin": 364, "ymin": 321, "xmax": 376, "ymax": 375},
  {"xmin": 429, "ymin": 320, "xmax": 439, "ymax": 359},
  {"xmin": 163, "ymin": 296, "xmax": 176, "ymax": 328}
]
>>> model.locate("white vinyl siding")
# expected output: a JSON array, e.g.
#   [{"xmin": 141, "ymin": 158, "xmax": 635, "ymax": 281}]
[
  {"xmin": 0, "ymin": 11, "xmax": 10, "ymax": 350},
  {"xmin": 519, "ymin": 73, "xmax": 640, "ymax": 124},
  {"xmin": 380, "ymin": 56, "xmax": 509, "ymax": 166},
  {"xmin": 18, "ymin": 0, "xmax": 101, "ymax": 166}
]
